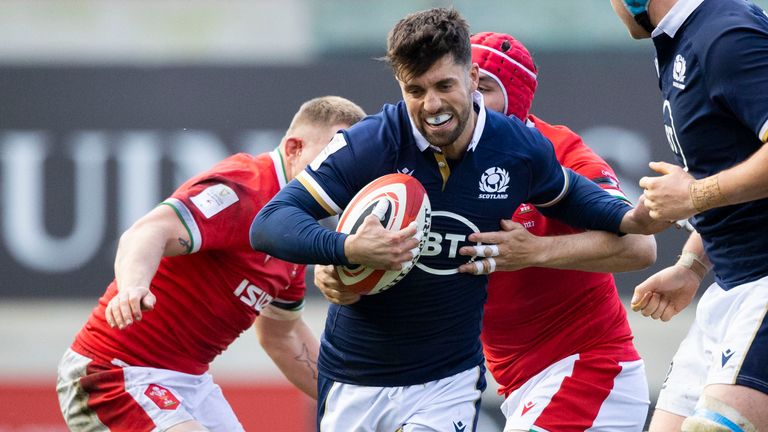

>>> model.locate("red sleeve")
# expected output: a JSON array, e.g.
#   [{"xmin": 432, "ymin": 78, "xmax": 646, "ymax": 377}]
[
  {"xmin": 276, "ymin": 264, "xmax": 307, "ymax": 303},
  {"xmin": 530, "ymin": 115, "xmax": 629, "ymax": 203},
  {"xmin": 165, "ymin": 176, "xmax": 261, "ymax": 253}
]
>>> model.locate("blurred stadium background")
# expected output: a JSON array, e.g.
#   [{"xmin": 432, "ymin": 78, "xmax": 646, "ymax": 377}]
[{"xmin": 3, "ymin": 1, "xmax": 767, "ymax": 430}]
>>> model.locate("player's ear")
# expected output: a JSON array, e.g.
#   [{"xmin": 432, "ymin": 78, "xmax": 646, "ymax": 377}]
[
  {"xmin": 284, "ymin": 136, "xmax": 304, "ymax": 161},
  {"xmin": 468, "ymin": 63, "xmax": 479, "ymax": 91}
]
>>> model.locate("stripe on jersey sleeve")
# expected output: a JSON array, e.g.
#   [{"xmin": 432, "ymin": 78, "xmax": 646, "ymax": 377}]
[
  {"xmin": 261, "ymin": 298, "xmax": 305, "ymax": 321},
  {"xmin": 161, "ymin": 198, "xmax": 202, "ymax": 254},
  {"xmin": 590, "ymin": 175, "xmax": 631, "ymax": 204},
  {"xmin": 604, "ymin": 188, "xmax": 632, "ymax": 205},
  {"xmin": 591, "ymin": 176, "xmax": 620, "ymax": 188},
  {"xmin": 296, "ymin": 171, "xmax": 343, "ymax": 215},
  {"xmin": 533, "ymin": 166, "xmax": 570, "ymax": 207},
  {"xmin": 760, "ymin": 117, "xmax": 768, "ymax": 143}
]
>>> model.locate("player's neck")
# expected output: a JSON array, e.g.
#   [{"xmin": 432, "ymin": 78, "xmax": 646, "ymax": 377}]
[
  {"xmin": 277, "ymin": 147, "xmax": 296, "ymax": 183},
  {"xmin": 648, "ymin": 0, "xmax": 677, "ymax": 26}
]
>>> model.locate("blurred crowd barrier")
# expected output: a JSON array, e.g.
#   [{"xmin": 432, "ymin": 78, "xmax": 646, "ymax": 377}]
[{"xmin": 0, "ymin": 54, "xmax": 693, "ymax": 299}]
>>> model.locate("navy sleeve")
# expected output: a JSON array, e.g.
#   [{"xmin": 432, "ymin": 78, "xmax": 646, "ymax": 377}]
[
  {"xmin": 523, "ymin": 127, "xmax": 568, "ymax": 206},
  {"xmin": 250, "ymin": 107, "xmax": 401, "ymax": 266},
  {"xmin": 537, "ymin": 169, "xmax": 631, "ymax": 234},
  {"xmin": 705, "ymin": 24, "xmax": 768, "ymax": 140},
  {"xmin": 250, "ymin": 180, "xmax": 352, "ymax": 266},
  {"xmin": 300, "ymin": 113, "xmax": 398, "ymax": 213}
]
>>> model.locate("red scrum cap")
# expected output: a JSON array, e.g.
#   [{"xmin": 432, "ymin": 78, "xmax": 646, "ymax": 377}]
[{"xmin": 471, "ymin": 32, "xmax": 538, "ymax": 120}]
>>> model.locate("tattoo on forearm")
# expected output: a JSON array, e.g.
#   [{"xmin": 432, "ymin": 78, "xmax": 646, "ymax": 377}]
[
  {"xmin": 689, "ymin": 175, "xmax": 729, "ymax": 212},
  {"xmin": 294, "ymin": 343, "xmax": 318, "ymax": 379}
]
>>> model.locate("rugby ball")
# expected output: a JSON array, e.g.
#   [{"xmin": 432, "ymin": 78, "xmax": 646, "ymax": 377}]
[{"xmin": 335, "ymin": 173, "xmax": 431, "ymax": 295}]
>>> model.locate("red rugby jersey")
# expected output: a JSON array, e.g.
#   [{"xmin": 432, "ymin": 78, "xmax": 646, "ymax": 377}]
[
  {"xmin": 482, "ymin": 116, "xmax": 640, "ymax": 396},
  {"xmin": 73, "ymin": 150, "xmax": 305, "ymax": 375}
]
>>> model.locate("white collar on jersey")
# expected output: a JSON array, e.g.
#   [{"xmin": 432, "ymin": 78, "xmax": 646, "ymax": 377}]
[
  {"xmin": 409, "ymin": 90, "xmax": 487, "ymax": 153},
  {"xmin": 269, "ymin": 148, "xmax": 288, "ymax": 189},
  {"xmin": 652, "ymin": 0, "xmax": 705, "ymax": 38}
]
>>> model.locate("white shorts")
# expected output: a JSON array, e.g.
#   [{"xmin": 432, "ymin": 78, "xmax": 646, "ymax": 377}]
[
  {"xmin": 500, "ymin": 354, "xmax": 649, "ymax": 432},
  {"xmin": 655, "ymin": 276, "xmax": 768, "ymax": 417},
  {"xmin": 56, "ymin": 348, "xmax": 244, "ymax": 431},
  {"xmin": 318, "ymin": 366, "xmax": 485, "ymax": 432}
]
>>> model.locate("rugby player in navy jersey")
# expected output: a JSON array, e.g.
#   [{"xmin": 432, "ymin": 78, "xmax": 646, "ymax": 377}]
[
  {"xmin": 318, "ymin": 31, "xmax": 657, "ymax": 431},
  {"xmin": 611, "ymin": 0, "xmax": 768, "ymax": 430},
  {"xmin": 251, "ymin": 7, "xmax": 667, "ymax": 431}
]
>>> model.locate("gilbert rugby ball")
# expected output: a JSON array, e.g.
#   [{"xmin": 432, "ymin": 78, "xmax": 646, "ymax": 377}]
[{"xmin": 335, "ymin": 173, "xmax": 431, "ymax": 295}]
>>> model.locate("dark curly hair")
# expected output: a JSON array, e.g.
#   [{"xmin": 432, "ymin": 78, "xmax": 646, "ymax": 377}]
[{"xmin": 385, "ymin": 8, "xmax": 472, "ymax": 81}]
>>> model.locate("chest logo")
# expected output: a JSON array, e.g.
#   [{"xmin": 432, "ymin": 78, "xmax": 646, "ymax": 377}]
[
  {"xmin": 416, "ymin": 211, "xmax": 481, "ymax": 275},
  {"xmin": 478, "ymin": 167, "xmax": 510, "ymax": 199},
  {"xmin": 672, "ymin": 54, "xmax": 686, "ymax": 90}
]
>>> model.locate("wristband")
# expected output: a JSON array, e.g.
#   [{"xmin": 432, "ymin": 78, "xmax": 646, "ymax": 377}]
[
  {"xmin": 689, "ymin": 176, "xmax": 729, "ymax": 213},
  {"xmin": 676, "ymin": 251, "xmax": 711, "ymax": 281}
]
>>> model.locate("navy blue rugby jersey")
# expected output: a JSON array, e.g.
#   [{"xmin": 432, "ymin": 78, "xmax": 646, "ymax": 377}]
[
  {"xmin": 296, "ymin": 99, "xmax": 568, "ymax": 386},
  {"xmin": 652, "ymin": 0, "xmax": 768, "ymax": 288}
]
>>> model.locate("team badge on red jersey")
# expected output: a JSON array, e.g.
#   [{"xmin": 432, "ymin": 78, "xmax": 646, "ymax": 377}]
[{"xmin": 145, "ymin": 384, "xmax": 180, "ymax": 410}]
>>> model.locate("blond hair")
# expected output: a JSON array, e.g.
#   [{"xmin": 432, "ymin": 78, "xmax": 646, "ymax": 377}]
[{"xmin": 287, "ymin": 96, "xmax": 366, "ymax": 132}]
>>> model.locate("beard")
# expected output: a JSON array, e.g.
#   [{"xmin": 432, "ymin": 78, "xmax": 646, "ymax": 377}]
[{"xmin": 417, "ymin": 98, "xmax": 473, "ymax": 149}]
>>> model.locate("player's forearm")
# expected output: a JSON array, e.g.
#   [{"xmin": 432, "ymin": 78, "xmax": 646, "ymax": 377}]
[
  {"xmin": 256, "ymin": 318, "xmax": 320, "ymax": 399},
  {"xmin": 695, "ymin": 142, "xmax": 768, "ymax": 211},
  {"xmin": 681, "ymin": 231, "xmax": 705, "ymax": 256},
  {"xmin": 536, "ymin": 231, "xmax": 656, "ymax": 273},
  {"xmin": 675, "ymin": 231, "xmax": 711, "ymax": 280},
  {"xmin": 114, "ymin": 206, "xmax": 189, "ymax": 290},
  {"xmin": 250, "ymin": 186, "xmax": 350, "ymax": 266},
  {"xmin": 114, "ymin": 224, "xmax": 168, "ymax": 291}
]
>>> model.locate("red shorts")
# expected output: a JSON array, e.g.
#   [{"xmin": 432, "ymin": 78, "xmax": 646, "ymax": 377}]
[
  {"xmin": 56, "ymin": 348, "xmax": 243, "ymax": 431},
  {"xmin": 500, "ymin": 354, "xmax": 649, "ymax": 431}
]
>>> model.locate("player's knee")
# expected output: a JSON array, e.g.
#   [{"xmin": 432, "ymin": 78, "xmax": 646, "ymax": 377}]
[{"xmin": 681, "ymin": 395, "xmax": 756, "ymax": 432}]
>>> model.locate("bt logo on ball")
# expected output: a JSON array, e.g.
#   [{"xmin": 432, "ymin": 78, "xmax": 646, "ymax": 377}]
[{"xmin": 416, "ymin": 211, "xmax": 481, "ymax": 275}]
